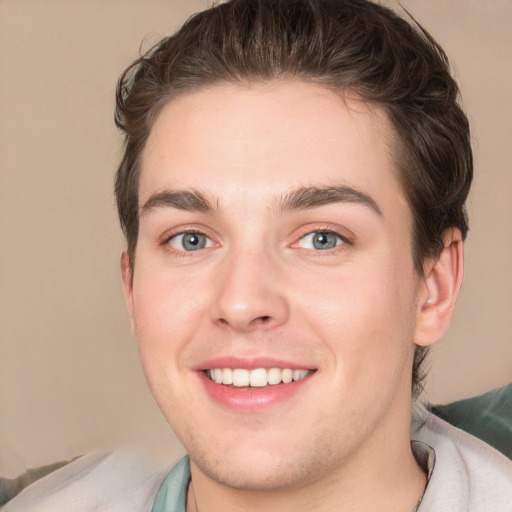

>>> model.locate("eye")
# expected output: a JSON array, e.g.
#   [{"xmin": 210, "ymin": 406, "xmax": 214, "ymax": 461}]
[
  {"xmin": 297, "ymin": 231, "xmax": 345, "ymax": 251},
  {"xmin": 168, "ymin": 232, "xmax": 212, "ymax": 251}
]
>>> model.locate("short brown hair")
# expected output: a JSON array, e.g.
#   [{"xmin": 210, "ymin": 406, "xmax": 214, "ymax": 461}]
[{"xmin": 114, "ymin": 0, "xmax": 473, "ymax": 397}]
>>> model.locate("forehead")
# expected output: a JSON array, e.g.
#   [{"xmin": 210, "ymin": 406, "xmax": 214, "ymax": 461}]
[{"xmin": 140, "ymin": 80, "xmax": 408, "ymax": 220}]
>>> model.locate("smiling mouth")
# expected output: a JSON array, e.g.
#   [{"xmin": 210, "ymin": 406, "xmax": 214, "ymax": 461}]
[{"xmin": 205, "ymin": 368, "xmax": 314, "ymax": 387}]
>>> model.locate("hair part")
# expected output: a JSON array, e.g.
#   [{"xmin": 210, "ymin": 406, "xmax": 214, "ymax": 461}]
[{"xmin": 114, "ymin": 0, "xmax": 473, "ymax": 398}]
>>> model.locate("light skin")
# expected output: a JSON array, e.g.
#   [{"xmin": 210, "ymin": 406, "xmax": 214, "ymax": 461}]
[{"xmin": 122, "ymin": 81, "xmax": 463, "ymax": 512}]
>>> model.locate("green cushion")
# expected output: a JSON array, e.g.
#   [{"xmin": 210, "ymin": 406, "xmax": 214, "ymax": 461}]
[{"xmin": 431, "ymin": 382, "xmax": 512, "ymax": 459}]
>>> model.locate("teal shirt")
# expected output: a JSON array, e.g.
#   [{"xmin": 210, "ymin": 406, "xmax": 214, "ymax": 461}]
[{"xmin": 152, "ymin": 456, "xmax": 191, "ymax": 512}]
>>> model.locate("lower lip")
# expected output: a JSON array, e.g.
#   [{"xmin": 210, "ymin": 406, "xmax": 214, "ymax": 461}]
[{"xmin": 199, "ymin": 372, "xmax": 313, "ymax": 412}]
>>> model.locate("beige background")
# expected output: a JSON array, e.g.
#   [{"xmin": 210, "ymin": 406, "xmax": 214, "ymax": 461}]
[{"xmin": 0, "ymin": 0, "xmax": 511, "ymax": 478}]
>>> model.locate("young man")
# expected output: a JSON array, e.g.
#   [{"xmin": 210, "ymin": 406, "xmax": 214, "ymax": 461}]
[{"xmin": 5, "ymin": 0, "xmax": 512, "ymax": 510}]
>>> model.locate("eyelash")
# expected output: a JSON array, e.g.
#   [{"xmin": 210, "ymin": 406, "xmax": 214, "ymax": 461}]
[
  {"xmin": 293, "ymin": 227, "xmax": 352, "ymax": 255},
  {"xmin": 161, "ymin": 228, "xmax": 215, "ymax": 257},
  {"xmin": 161, "ymin": 225, "xmax": 352, "ymax": 258}
]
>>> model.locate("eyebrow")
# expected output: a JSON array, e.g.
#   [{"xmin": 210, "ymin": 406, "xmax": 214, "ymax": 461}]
[
  {"xmin": 275, "ymin": 185, "xmax": 382, "ymax": 216},
  {"xmin": 140, "ymin": 189, "xmax": 213, "ymax": 216},
  {"xmin": 140, "ymin": 184, "xmax": 382, "ymax": 217}
]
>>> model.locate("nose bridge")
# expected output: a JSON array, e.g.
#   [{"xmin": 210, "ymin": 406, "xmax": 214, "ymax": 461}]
[{"xmin": 210, "ymin": 243, "xmax": 289, "ymax": 332}]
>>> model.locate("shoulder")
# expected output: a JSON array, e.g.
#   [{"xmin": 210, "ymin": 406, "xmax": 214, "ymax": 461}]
[
  {"xmin": 2, "ymin": 448, "xmax": 178, "ymax": 512},
  {"xmin": 412, "ymin": 405, "xmax": 512, "ymax": 512}
]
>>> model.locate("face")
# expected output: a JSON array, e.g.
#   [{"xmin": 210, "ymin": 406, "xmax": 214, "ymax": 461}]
[{"xmin": 123, "ymin": 81, "xmax": 424, "ymax": 491}]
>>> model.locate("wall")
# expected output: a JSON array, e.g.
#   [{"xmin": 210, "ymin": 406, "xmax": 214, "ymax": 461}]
[{"xmin": 0, "ymin": 0, "xmax": 511, "ymax": 477}]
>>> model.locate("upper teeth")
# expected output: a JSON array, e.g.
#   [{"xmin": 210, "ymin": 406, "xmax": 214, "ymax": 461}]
[{"xmin": 206, "ymin": 368, "xmax": 310, "ymax": 387}]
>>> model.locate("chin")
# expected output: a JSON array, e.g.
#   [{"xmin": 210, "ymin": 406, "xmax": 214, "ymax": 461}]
[
  {"xmin": 186, "ymin": 432, "xmax": 340, "ymax": 492},
  {"xmin": 195, "ymin": 455, "xmax": 320, "ymax": 491}
]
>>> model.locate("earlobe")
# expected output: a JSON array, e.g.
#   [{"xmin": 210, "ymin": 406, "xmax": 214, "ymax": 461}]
[
  {"xmin": 414, "ymin": 228, "xmax": 464, "ymax": 347},
  {"xmin": 120, "ymin": 251, "xmax": 135, "ymax": 322}
]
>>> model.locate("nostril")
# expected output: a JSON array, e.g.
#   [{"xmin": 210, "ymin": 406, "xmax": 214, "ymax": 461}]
[{"xmin": 260, "ymin": 316, "xmax": 270, "ymax": 322}]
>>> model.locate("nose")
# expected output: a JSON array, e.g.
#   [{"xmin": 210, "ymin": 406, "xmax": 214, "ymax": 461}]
[{"xmin": 210, "ymin": 248, "xmax": 289, "ymax": 333}]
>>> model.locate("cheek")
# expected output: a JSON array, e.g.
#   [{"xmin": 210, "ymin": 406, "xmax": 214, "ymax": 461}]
[
  {"xmin": 295, "ymin": 256, "xmax": 418, "ymax": 371},
  {"xmin": 129, "ymin": 266, "xmax": 206, "ymax": 415},
  {"xmin": 130, "ymin": 265, "xmax": 208, "ymax": 365}
]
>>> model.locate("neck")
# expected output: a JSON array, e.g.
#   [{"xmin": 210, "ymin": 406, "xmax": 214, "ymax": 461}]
[
  {"xmin": 186, "ymin": 403, "xmax": 426, "ymax": 512},
  {"xmin": 188, "ymin": 455, "xmax": 425, "ymax": 512}
]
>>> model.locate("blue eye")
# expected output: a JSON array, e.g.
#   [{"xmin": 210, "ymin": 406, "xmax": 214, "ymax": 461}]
[
  {"xmin": 298, "ymin": 231, "xmax": 344, "ymax": 250},
  {"xmin": 169, "ymin": 232, "xmax": 211, "ymax": 251}
]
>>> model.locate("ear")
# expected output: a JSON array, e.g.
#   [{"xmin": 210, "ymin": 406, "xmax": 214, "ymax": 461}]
[
  {"xmin": 120, "ymin": 251, "xmax": 135, "ymax": 326},
  {"xmin": 414, "ymin": 228, "xmax": 464, "ymax": 347}
]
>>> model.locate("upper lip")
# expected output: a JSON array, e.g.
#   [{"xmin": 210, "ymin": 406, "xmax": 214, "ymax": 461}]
[{"xmin": 193, "ymin": 356, "xmax": 315, "ymax": 371}]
